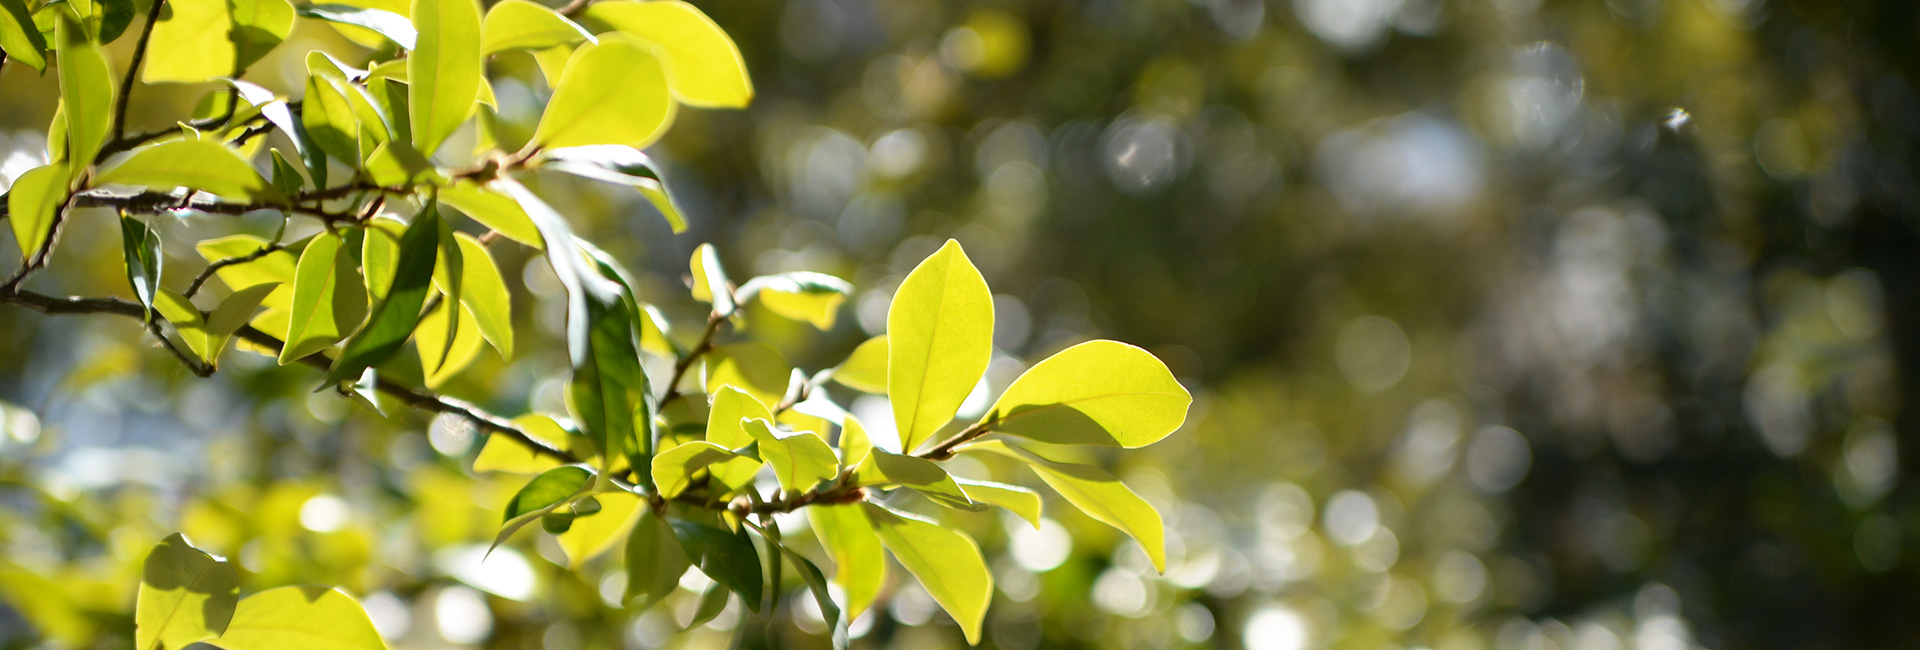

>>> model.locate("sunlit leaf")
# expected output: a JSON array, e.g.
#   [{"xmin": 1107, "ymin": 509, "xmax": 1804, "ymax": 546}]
[
  {"xmin": 212, "ymin": 586, "xmax": 385, "ymax": 650},
  {"xmin": 302, "ymin": 73, "xmax": 362, "ymax": 166},
  {"xmin": 279, "ymin": 231, "xmax": 366, "ymax": 364},
  {"xmin": 0, "ymin": 0, "xmax": 48, "ymax": 71},
  {"xmin": 864, "ymin": 503, "xmax": 990, "ymax": 644},
  {"xmin": 415, "ymin": 298, "xmax": 484, "ymax": 388},
  {"xmin": 313, "ymin": 0, "xmax": 407, "ymax": 48},
  {"xmin": 480, "ymin": 0, "xmax": 588, "ymax": 54},
  {"xmin": 580, "ymin": 0, "xmax": 751, "ymax": 107},
  {"xmin": 888, "ymin": 239, "xmax": 993, "ymax": 454},
  {"xmin": 808, "ymin": 503, "xmax": 883, "ymax": 621},
  {"xmin": 688, "ymin": 243, "xmax": 732, "ymax": 313},
  {"xmin": 650, "ymin": 441, "xmax": 744, "ymax": 499},
  {"xmin": 556, "ymin": 490, "xmax": 642, "ymax": 567},
  {"xmin": 145, "ymin": 0, "xmax": 293, "ymax": 82},
  {"xmin": 297, "ymin": 3, "xmax": 415, "ymax": 49},
  {"xmin": 136, "ymin": 533, "xmax": 239, "ymax": 650},
  {"xmin": 965, "ymin": 439, "xmax": 1165, "ymax": 572},
  {"xmin": 539, "ymin": 145, "xmax": 686, "ymax": 232},
  {"xmin": 743, "ymin": 418, "xmax": 837, "ymax": 494},
  {"xmin": 55, "ymin": 13, "xmax": 113, "ymax": 175},
  {"xmin": 322, "ymin": 207, "xmax": 440, "ymax": 385},
  {"xmin": 668, "ymin": 519, "xmax": 762, "ymax": 611},
  {"xmin": 742, "ymin": 272, "xmax": 851, "ymax": 329},
  {"xmin": 623, "ymin": 508, "xmax": 690, "ymax": 608},
  {"xmin": 452, "ymin": 233, "xmax": 513, "ymax": 359},
  {"xmin": 441, "ymin": 180, "xmax": 542, "ymax": 249},
  {"xmin": 701, "ymin": 385, "xmax": 770, "ymax": 488},
  {"xmin": 837, "ymin": 415, "xmax": 874, "ymax": 472},
  {"xmin": 852, "ymin": 450, "xmax": 979, "ymax": 512},
  {"xmin": 409, "ymin": 0, "xmax": 481, "ymax": 156},
  {"xmin": 530, "ymin": 33, "xmax": 673, "ymax": 149},
  {"xmin": 954, "ymin": 479, "xmax": 1041, "ymax": 528},
  {"xmin": 975, "ymin": 340, "xmax": 1191, "ymax": 448},
  {"xmin": 831, "ymin": 335, "xmax": 887, "ymax": 394},
  {"xmin": 704, "ymin": 343, "xmax": 788, "ymax": 406},
  {"xmin": 8, "ymin": 163, "xmax": 66, "ymax": 263},
  {"xmin": 97, "ymin": 141, "xmax": 281, "ymax": 202},
  {"xmin": 473, "ymin": 414, "xmax": 578, "ymax": 474}
]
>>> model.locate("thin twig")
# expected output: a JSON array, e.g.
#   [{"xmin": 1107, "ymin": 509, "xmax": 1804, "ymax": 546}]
[
  {"xmin": 184, "ymin": 240, "xmax": 285, "ymax": 298},
  {"xmin": 145, "ymin": 318, "xmax": 213, "ymax": 377},
  {"xmin": 556, "ymin": 0, "xmax": 593, "ymax": 16},
  {"xmin": 113, "ymin": 0, "xmax": 168, "ymax": 143},
  {"xmin": 658, "ymin": 312, "xmax": 727, "ymax": 407}
]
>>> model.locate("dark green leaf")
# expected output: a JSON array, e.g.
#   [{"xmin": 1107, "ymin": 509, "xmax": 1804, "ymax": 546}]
[
  {"xmin": 777, "ymin": 544, "xmax": 848, "ymax": 650},
  {"xmin": 669, "ymin": 519, "xmax": 762, "ymax": 611},
  {"xmin": 118, "ymin": 214, "xmax": 160, "ymax": 323},
  {"xmin": 683, "ymin": 583, "xmax": 728, "ymax": 631},
  {"xmin": 623, "ymin": 509, "xmax": 690, "ymax": 608},
  {"xmin": 322, "ymin": 205, "xmax": 440, "ymax": 386},
  {"xmin": 504, "ymin": 465, "xmax": 592, "ymax": 522}
]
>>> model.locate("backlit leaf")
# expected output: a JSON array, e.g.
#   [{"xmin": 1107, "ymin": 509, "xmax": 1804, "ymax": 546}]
[
  {"xmin": 136, "ymin": 533, "xmax": 238, "ymax": 650},
  {"xmin": 322, "ymin": 207, "xmax": 440, "ymax": 385},
  {"xmin": 8, "ymin": 163, "xmax": 65, "ymax": 263},
  {"xmin": 831, "ymin": 335, "xmax": 887, "ymax": 394},
  {"xmin": 580, "ymin": 0, "xmax": 751, "ymax": 107},
  {"xmin": 409, "ymin": 0, "xmax": 482, "ymax": 156},
  {"xmin": 441, "ymin": 180, "xmax": 542, "ymax": 249},
  {"xmin": 480, "ymin": 0, "xmax": 588, "ymax": 54},
  {"xmin": 118, "ymin": 214, "xmax": 161, "ymax": 322},
  {"xmin": 297, "ymin": 3, "xmax": 415, "ymax": 49},
  {"xmin": 473, "ymin": 414, "xmax": 579, "ymax": 474},
  {"xmin": 650, "ymin": 440, "xmax": 745, "ymax": 499},
  {"xmin": 975, "ymin": 340, "xmax": 1191, "ymax": 448},
  {"xmin": 55, "ymin": 13, "xmax": 112, "ymax": 175},
  {"xmin": 556, "ymin": 490, "xmax": 642, "ymax": 567},
  {"xmin": 888, "ymin": 239, "xmax": 993, "ymax": 454},
  {"xmin": 0, "ymin": 0, "xmax": 48, "ymax": 71},
  {"xmin": 669, "ymin": 519, "xmax": 762, "ymax": 611},
  {"xmin": 415, "ymin": 298, "xmax": 484, "ymax": 388},
  {"xmin": 453, "ymin": 233, "xmax": 513, "ymax": 359},
  {"xmin": 98, "ymin": 141, "xmax": 280, "ymax": 202},
  {"xmin": 279, "ymin": 231, "xmax": 366, "ymax": 364},
  {"xmin": 145, "ymin": 0, "xmax": 293, "ymax": 82},
  {"xmin": 743, "ymin": 418, "xmax": 837, "ymax": 494},
  {"xmin": 863, "ymin": 503, "xmax": 990, "ymax": 644},
  {"xmin": 530, "ymin": 33, "xmax": 673, "ymax": 149},
  {"xmin": 539, "ymin": 145, "xmax": 686, "ymax": 232},
  {"xmin": 742, "ymin": 272, "xmax": 851, "ymax": 329},
  {"xmin": 954, "ymin": 479, "xmax": 1042, "ymax": 528},
  {"xmin": 965, "ymin": 440, "xmax": 1165, "ymax": 572},
  {"xmin": 703, "ymin": 342, "xmax": 787, "ymax": 406},
  {"xmin": 212, "ymin": 586, "xmax": 385, "ymax": 650},
  {"xmin": 623, "ymin": 508, "xmax": 690, "ymax": 608},
  {"xmin": 702, "ymin": 386, "xmax": 771, "ymax": 488},
  {"xmin": 852, "ymin": 450, "xmax": 978, "ymax": 512},
  {"xmin": 808, "ymin": 503, "xmax": 884, "ymax": 621}
]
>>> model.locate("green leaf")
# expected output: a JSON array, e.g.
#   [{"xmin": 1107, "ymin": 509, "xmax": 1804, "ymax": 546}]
[
  {"xmin": 650, "ymin": 441, "xmax": 746, "ymax": 499},
  {"xmin": 195, "ymin": 235, "xmax": 299, "ymax": 310},
  {"xmin": 364, "ymin": 76, "xmax": 413, "ymax": 146},
  {"xmin": 63, "ymin": 0, "xmax": 134, "ymax": 43},
  {"xmin": 212, "ymin": 586, "xmax": 385, "ymax": 650},
  {"xmin": 117, "ymin": 214, "xmax": 161, "ymax": 322},
  {"xmin": 683, "ymin": 583, "xmax": 728, "ymax": 630},
  {"xmin": 358, "ymin": 218, "xmax": 404, "ymax": 300},
  {"xmin": 97, "ymin": 141, "xmax": 281, "ymax": 202},
  {"xmin": 473, "ymin": 414, "xmax": 579, "ymax": 474},
  {"xmin": 669, "ymin": 519, "xmax": 763, "ymax": 612},
  {"xmin": 504, "ymin": 465, "xmax": 592, "ymax": 522},
  {"xmin": 296, "ymin": 3, "xmax": 415, "ymax": 49},
  {"xmin": 480, "ymin": 0, "xmax": 587, "ymax": 54},
  {"xmin": 408, "ymin": 0, "xmax": 481, "ymax": 156},
  {"xmin": 568, "ymin": 262, "xmax": 651, "ymax": 475},
  {"xmin": 579, "ymin": 0, "xmax": 751, "ymax": 108},
  {"xmin": 623, "ymin": 508, "xmax": 690, "ymax": 608},
  {"xmin": 852, "ymin": 450, "xmax": 978, "ymax": 512},
  {"xmin": 269, "ymin": 149, "xmax": 307, "ymax": 196},
  {"xmin": 777, "ymin": 544, "xmax": 849, "ymax": 650},
  {"xmin": 888, "ymin": 239, "xmax": 993, "ymax": 454},
  {"xmin": 808, "ymin": 503, "xmax": 884, "ymax": 621},
  {"xmin": 539, "ymin": 145, "xmax": 687, "ymax": 232},
  {"xmin": 743, "ymin": 418, "xmax": 837, "ymax": 494},
  {"xmin": 415, "ymin": 297, "xmax": 484, "ymax": 388},
  {"xmin": 440, "ymin": 180, "xmax": 542, "ymax": 249},
  {"xmin": 837, "ymin": 415, "xmax": 874, "ymax": 472},
  {"xmin": 279, "ymin": 231, "xmax": 366, "ymax": 364},
  {"xmin": 742, "ymin": 271, "xmax": 851, "ymax": 329},
  {"xmin": 301, "ymin": 73, "xmax": 361, "ymax": 167},
  {"xmin": 704, "ymin": 342, "xmax": 788, "ymax": 406},
  {"xmin": 136, "ymin": 533, "xmax": 239, "ymax": 650},
  {"xmin": 863, "ymin": 503, "xmax": 991, "ymax": 644},
  {"xmin": 687, "ymin": 243, "xmax": 732, "ymax": 313},
  {"xmin": 0, "ymin": 0, "xmax": 47, "ymax": 71},
  {"xmin": 528, "ymin": 43, "xmax": 571, "ymax": 85},
  {"xmin": 145, "ymin": 0, "xmax": 293, "ymax": 82},
  {"xmin": 975, "ymin": 340, "xmax": 1191, "ymax": 448},
  {"xmin": 426, "ymin": 217, "xmax": 465, "ymax": 373},
  {"xmin": 701, "ymin": 386, "xmax": 771, "ymax": 488},
  {"xmin": 529, "ymin": 33, "xmax": 673, "ymax": 149},
  {"xmin": 322, "ymin": 207, "xmax": 440, "ymax": 386},
  {"xmin": 451, "ymin": 232, "xmax": 513, "ymax": 359},
  {"xmin": 831, "ymin": 335, "xmax": 887, "ymax": 394},
  {"xmin": 555, "ymin": 490, "xmax": 641, "ymax": 567},
  {"xmin": 55, "ymin": 12, "xmax": 112, "ymax": 175},
  {"xmin": 966, "ymin": 440, "xmax": 1166, "ymax": 572},
  {"xmin": 7, "ymin": 163, "xmax": 66, "ymax": 263},
  {"xmin": 954, "ymin": 479, "xmax": 1042, "ymax": 528},
  {"xmin": 312, "ymin": 0, "xmax": 408, "ymax": 48},
  {"xmin": 156, "ymin": 283, "xmax": 279, "ymax": 366}
]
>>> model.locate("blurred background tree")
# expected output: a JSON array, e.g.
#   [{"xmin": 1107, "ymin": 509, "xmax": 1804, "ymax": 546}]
[{"xmin": 3, "ymin": 0, "xmax": 1918, "ymax": 648}]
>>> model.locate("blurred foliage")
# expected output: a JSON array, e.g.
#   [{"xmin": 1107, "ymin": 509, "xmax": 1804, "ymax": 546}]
[{"xmin": 5, "ymin": 0, "xmax": 1920, "ymax": 648}]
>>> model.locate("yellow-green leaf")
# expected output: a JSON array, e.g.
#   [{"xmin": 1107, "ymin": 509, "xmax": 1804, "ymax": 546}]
[
  {"xmin": 98, "ymin": 141, "xmax": 280, "ymax": 202},
  {"xmin": 481, "ymin": 0, "xmax": 588, "ymax": 54},
  {"xmin": 302, "ymin": 73, "xmax": 362, "ymax": 166},
  {"xmin": 473, "ymin": 414, "xmax": 578, "ymax": 474},
  {"xmin": 0, "ymin": 0, "xmax": 48, "ymax": 72},
  {"xmin": 808, "ymin": 503, "xmax": 884, "ymax": 621},
  {"xmin": 743, "ymin": 418, "xmax": 836, "ymax": 494},
  {"xmin": 296, "ymin": 3, "xmax": 415, "ymax": 49},
  {"xmin": 837, "ymin": 414, "xmax": 874, "ymax": 472},
  {"xmin": 539, "ymin": 145, "xmax": 686, "ymax": 232},
  {"xmin": 323, "ymin": 207, "xmax": 440, "ymax": 385},
  {"xmin": 556, "ymin": 490, "xmax": 641, "ymax": 567},
  {"xmin": 195, "ymin": 235, "xmax": 298, "ymax": 308},
  {"xmin": 409, "ymin": 0, "xmax": 481, "ymax": 156},
  {"xmin": 529, "ymin": 33, "xmax": 673, "ymax": 149},
  {"xmin": 452, "ymin": 233, "xmax": 513, "ymax": 359},
  {"xmin": 440, "ymin": 180, "xmax": 542, "ymax": 249},
  {"xmin": 966, "ymin": 440, "xmax": 1165, "ymax": 572},
  {"xmin": 313, "ymin": 0, "xmax": 409, "ymax": 48},
  {"xmin": 975, "ymin": 340, "xmax": 1191, "ymax": 448},
  {"xmin": 650, "ymin": 440, "xmax": 746, "ymax": 499},
  {"xmin": 213, "ymin": 586, "xmax": 385, "ymax": 650},
  {"xmin": 888, "ymin": 239, "xmax": 993, "ymax": 454},
  {"xmin": 744, "ymin": 272, "xmax": 850, "ymax": 330},
  {"xmin": 415, "ymin": 298, "xmax": 484, "ymax": 388},
  {"xmin": 954, "ymin": 479, "xmax": 1041, "ymax": 528},
  {"xmin": 852, "ymin": 449, "xmax": 978, "ymax": 512},
  {"xmin": 7, "ymin": 163, "xmax": 65, "ymax": 263},
  {"xmin": 279, "ymin": 231, "xmax": 365, "ymax": 364},
  {"xmin": 145, "ymin": 0, "xmax": 293, "ymax": 82},
  {"xmin": 56, "ymin": 13, "xmax": 112, "ymax": 175},
  {"xmin": 136, "ymin": 533, "xmax": 238, "ymax": 650},
  {"xmin": 863, "ymin": 503, "xmax": 991, "ymax": 645},
  {"xmin": 704, "ymin": 342, "xmax": 788, "ymax": 406},
  {"xmin": 831, "ymin": 335, "xmax": 887, "ymax": 394},
  {"xmin": 688, "ymin": 243, "xmax": 731, "ymax": 312},
  {"xmin": 159, "ymin": 284, "xmax": 278, "ymax": 366},
  {"xmin": 580, "ymin": 0, "xmax": 750, "ymax": 108}
]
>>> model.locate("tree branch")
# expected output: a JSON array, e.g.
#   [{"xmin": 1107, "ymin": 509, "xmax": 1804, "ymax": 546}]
[
  {"xmin": 113, "ymin": 0, "xmax": 168, "ymax": 143},
  {"xmin": 0, "ymin": 287, "xmax": 580, "ymax": 463}
]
